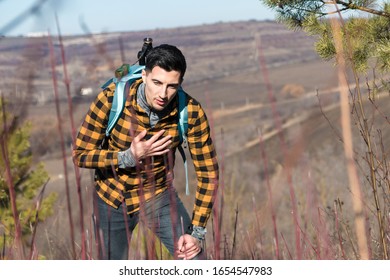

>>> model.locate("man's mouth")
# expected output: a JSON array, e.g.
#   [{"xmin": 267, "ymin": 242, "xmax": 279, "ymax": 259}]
[{"xmin": 156, "ymin": 99, "xmax": 166, "ymax": 107}]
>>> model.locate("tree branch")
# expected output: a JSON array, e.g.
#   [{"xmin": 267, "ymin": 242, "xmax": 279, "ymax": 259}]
[{"xmin": 333, "ymin": 0, "xmax": 390, "ymax": 18}]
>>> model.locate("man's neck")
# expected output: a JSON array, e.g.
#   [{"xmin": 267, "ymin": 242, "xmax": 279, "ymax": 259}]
[
  {"xmin": 137, "ymin": 82, "xmax": 169, "ymax": 128},
  {"xmin": 136, "ymin": 83, "xmax": 150, "ymax": 113}
]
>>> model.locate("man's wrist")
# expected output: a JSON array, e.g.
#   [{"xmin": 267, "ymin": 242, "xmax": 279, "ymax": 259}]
[
  {"xmin": 185, "ymin": 225, "xmax": 207, "ymax": 241},
  {"xmin": 118, "ymin": 148, "xmax": 137, "ymax": 168}
]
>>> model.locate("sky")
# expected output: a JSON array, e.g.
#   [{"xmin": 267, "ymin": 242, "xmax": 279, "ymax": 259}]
[{"xmin": 0, "ymin": 0, "xmax": 276, "ymax": 36}]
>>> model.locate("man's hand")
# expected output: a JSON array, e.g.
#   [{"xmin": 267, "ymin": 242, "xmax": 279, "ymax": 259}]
[
  {"xmin": 130, "ymin": 130, "xmax": 172, "ymax": 160},
  {"xmin": 176, "ymin": 234, "xmax": 201, "ymax": 260}
]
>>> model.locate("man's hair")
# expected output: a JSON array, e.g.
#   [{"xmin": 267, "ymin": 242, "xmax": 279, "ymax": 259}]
[{"xmin": 145, "ymin": 44, "xmax": 187, "ymax": 82}]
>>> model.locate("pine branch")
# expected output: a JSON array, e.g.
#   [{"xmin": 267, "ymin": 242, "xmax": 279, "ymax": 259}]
[{"xmin": 331, "ymin": 0, "xmax": 390, "ymax": 18}]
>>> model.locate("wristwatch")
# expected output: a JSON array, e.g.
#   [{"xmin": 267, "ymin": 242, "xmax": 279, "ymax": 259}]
[{"xmin": 185, "ymin": 225, "xmax": 207, "ymax": 241}]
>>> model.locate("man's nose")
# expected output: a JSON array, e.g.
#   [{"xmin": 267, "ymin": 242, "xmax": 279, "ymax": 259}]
[{"xmin": 159, "ymin": 86, "xmax": 168, "ymax": 98}]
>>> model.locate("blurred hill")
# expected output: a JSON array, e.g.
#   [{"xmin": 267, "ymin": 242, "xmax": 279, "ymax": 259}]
[
  {"xmin": 0, "ymin": 20, "xmax": 320, "ymax": 102},
  {"xmin": 1, "ymin": 20, "xmax": 389, "ymax": 259}
]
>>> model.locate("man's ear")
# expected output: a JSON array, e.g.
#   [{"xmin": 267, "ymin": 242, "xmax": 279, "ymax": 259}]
[{"xmin": 141, "ymin": 69, "xmax": 147, "ymax": 83}]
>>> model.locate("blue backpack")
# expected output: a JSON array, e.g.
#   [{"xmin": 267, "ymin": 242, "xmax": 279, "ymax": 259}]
[{"xmin": 101, "ymin": 64, "xmax": 190, "ymax": 195}]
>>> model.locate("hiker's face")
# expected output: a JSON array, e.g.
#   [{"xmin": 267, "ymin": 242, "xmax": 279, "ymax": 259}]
[{"xmin": 142, "ymin": 66, "xmax": 181, "ymax": 111}]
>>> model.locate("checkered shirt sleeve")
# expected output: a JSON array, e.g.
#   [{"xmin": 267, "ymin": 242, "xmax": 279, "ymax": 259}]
[
  {"xmin": 187, "ymin": 98, "xmax": 219, "ymax": 227},
  {"xmin": 73, "ymin": 87, "xmax": 118, "ymax": 169}
]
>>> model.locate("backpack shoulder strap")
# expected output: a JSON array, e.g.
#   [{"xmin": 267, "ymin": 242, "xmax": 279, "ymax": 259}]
[
  {"xmin": 101, "ymin": 64, "xmax": 145, "ymax": 137},
  {"xmin": 177, "ymin": 88, "xmax": 190, "ymax": 195},
  {"xmin": 177, "ymin": 88, "xmax": 188, "ymax": 147}
]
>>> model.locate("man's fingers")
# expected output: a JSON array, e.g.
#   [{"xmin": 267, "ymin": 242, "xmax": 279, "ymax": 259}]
[
  {"xmin": 134, "ymin": 130, "xmax": 147, "ymax": 141},
  {"xmin": 148, "ymin": 130, "xmax": 166, "ymax": 143},
  {"xmin": 177, "ymin": 247, "xmax": 201, "ymax": 260},
  {"xmin": 176, "ymin": 235, "xmax": 201, "ymax": 259},
  {"xmin": 148, "ymin": 131, "xmax": 172, "ymax": 153},
  {"xmin": 132, "ymin": 130, "xmax": 173, "ymax": 158},
  {"xmin": 151, "ymin": 135, "xmax": 172, "ymax": 150}
]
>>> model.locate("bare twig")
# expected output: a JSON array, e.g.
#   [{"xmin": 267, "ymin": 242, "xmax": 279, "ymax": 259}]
[
  {"xmin": 334, "ymin": 200, "xmax": 347, "ymax": 259},
  {"xmin": 258, "ymin": 128, "xmax": 280, "ymax": 259},
  {"xmin": 47, "ymin": 32, "xmax": 77, "ymax": 259},
  {"xmin": 55, "ymin": 13, "xmax": 86, "ymax": 260},
  {"xmin": 329, "ymin": 2, "xmax": 370, "ymax": 260},
  {"xmin": 231, "ymin": 204, "xmax": 239, "ymax": 259},
  {"xmin": 256, "ymin": 33, "xmax": 301, "ymax": 259},
  {"xmin": 29, "ymin": 178, "xmax": 50, "ymax": 259}
]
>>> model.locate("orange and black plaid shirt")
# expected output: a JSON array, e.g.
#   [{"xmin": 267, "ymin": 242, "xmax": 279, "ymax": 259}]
[{"xmin": 73, "ymin": 79, "xmax": 219, "ymax": 227}]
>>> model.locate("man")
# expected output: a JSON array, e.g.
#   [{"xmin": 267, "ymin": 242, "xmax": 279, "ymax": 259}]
[{"xmin": 73, "ymin": 44, "xmax": 219, "ymax": 260}]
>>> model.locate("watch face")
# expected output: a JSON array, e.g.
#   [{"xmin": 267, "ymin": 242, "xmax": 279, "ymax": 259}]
[{"xmin": 185, "ymin": 225, "xmax": 193, "ymax": 235}]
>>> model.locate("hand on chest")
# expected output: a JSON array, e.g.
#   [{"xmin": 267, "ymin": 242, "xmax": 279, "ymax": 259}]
[{"xmin": 109, "ymin": 107, "xmax": 181, "ymax": 150}]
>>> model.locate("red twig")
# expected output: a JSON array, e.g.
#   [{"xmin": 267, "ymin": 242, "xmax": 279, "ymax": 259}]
[
  {"xmin": 334, "ymin": 200, "xmax": 347, "ymax": 259},
  {"xmin": 256, "ymin": 34, "xmax": 301, "ymax": 259},
  {"xmin": 258, "ymin": 128, "xmax": 280, "ymax": 259},
  {"xmin": 204, "ymin": 83, "xmax": 223, "ymax": 260},
  {"xmin": 47, "ymin": 32, "xmax": 77, "ymax": 259},
  {"xmin": 280, "ymin": 232, "xmax": 293, "ymax": 259},
  {"xmin": 55, "ymin": 13, "xmax": 86, "ymax": 260},
  {"xmin": 29, "ymin": 178, "xmax": 50, "ymax": 259}
]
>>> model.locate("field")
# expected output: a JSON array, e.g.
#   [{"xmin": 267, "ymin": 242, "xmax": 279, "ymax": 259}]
[{"xmin": 1, "ymin": 20, "xmax": 389, "ymax": 259}]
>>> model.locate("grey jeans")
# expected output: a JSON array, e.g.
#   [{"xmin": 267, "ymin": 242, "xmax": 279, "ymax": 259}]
[{"xmin": 95, "ymin": 188, "xmax": 200, "ymax": 260}]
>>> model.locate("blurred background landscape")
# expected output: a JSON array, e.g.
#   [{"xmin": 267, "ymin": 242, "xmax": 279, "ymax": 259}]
[{"xmin": 1, "ymin": 0, "xmax": 389, "ymax": 260}]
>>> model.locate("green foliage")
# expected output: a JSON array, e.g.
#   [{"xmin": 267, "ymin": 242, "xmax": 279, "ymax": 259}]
[
  {"xmin": 260, "ymin": 0, "xmax": 390, "ymax": 72},
  {"xmin": 377, "ymin": 40, "xmax": 390, "ymax": 71},
  {"xmin": 0, "ymin": 99, "xmax": 57, "ymax": 250}
]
